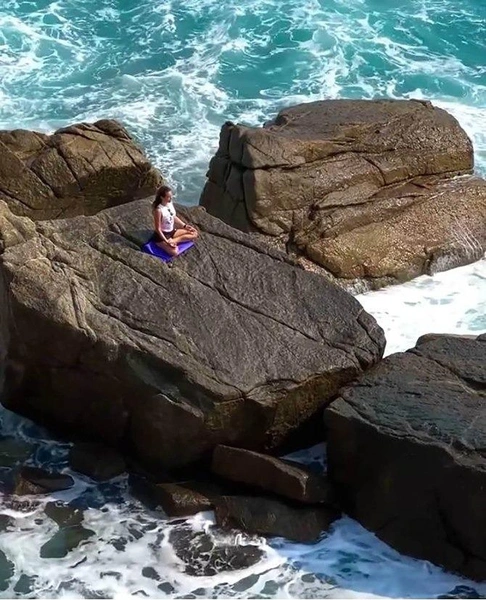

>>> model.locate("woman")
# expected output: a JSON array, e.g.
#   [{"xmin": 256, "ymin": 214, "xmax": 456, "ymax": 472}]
[{"xmin": 152, "ymin": 185, "xmax": 198, "ymax": 256}]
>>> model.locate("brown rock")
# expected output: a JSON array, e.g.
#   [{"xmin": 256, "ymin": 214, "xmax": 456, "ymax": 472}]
[
  {"xmin": 200, "ymin": 99, "xmax": 486, "ymax": 291},
  {"xmin": 212, "ymin": 445, "xmax": 333, "ymax": 504},
  {"xmin": 215, "ymin": 495, "xmax": 339, "ymax": 543},
  {"xmin": 324, "ymin": 333, "xmax": 486, "ymax": 581},
  {"xmin": 0, "ymin": 198, "xmax": 384, "ymax": 469},
  {"xmin": 0, "ymin": 120, "xmax": 161, "ymax": 220},
  {"xmin": 150, "ymin": 482, "xmax": 214, "ymax": 517}
]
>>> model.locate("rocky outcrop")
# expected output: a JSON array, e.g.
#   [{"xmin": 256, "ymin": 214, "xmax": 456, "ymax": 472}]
[
  {"xmin": 0, "ymin": 120, "xmax": 161, "ymax": 220},
  {"xmin": 324, "ymin": 333, "xmax": 486, "ymax": 581},
  {"xmin": 0, "ymin": 198, "xmax": 384, "ymax": 470},
  {"xmin": 200, "ymin": 99, "xmax": 486, "ymax": 291}
]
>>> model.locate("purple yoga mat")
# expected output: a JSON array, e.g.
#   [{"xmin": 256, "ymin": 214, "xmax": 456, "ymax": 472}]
[{"xmin": 141, "ymin": 239, "xmax": 195, "ymax": 262}]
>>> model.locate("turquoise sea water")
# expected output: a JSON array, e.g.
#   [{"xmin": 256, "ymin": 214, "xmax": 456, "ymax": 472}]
[
  {"xmin": 0, "ymin": 0, "xmax": 485, "ymax": 200},
  {"xmin": 0, "ymin": 0, "xmax": 485, "ymax": 597}
]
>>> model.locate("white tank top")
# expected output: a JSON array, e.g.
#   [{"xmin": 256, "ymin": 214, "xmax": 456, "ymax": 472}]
[{"xmin": 157, "ymin": 202, "xmax": 176, "ymax": 232}]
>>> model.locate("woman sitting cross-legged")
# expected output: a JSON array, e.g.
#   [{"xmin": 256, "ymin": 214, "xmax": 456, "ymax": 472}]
[{"xmin": 152, "ymin": 185, "xmax": 198, "ymax": 256}]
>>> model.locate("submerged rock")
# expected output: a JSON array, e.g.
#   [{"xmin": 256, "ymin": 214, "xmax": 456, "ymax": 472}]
[
  {"xmin": 212, "ymin": 445, "xmax": 334, "ymax": 504},
  {"xmin": 169, "ymin": 524, "xmax": 263, "ymax": 576},
  {"xmin": 40, "ymin": 526, "xmax": 95, "ymax": 559},
  {"xmin": 0, "ymin": 549, "xmax": 15, "ymax": 593},
  {"xmin": 325, "ymin": 333, "xmax": 486, "ymax": 581},
  {"xmin": 0, "ymin": 437, "xmax": 33, "ymax": 468},
  {"xmin": 0, "ymin": 120, "xmax": 161, "ymax": 221},
  {"xmin": 0, "ymin": 198, "xmax": 384, "ymax": 469},
  {"xmin": 200, "ymin": 99, "xmax": 486, "ymax": 291},
  {"xmin": 45, "ymin": 501, "xmax": 84, "ymax": 528}
]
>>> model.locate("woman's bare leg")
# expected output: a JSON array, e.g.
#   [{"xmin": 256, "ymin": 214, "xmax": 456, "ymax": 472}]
[
  {"xmin": 156, "ymin": 240, "xmax": 179, "ymax": 256},
  {"xmin": 172, "ymin": 228, "xmax": 198, "ymax": 243}
]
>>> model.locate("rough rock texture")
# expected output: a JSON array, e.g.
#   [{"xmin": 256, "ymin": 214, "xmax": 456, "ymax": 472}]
[
  {"xmin": 215, "ymin": 495, "xmax": 339, "ymax": 542},
  {"xmin": 200, "ymin": 99, "xmax": 486, "ymax": 291},
  {"xmin": 324, "ymin": 333, "xmax": 486, "ymax": 581},
  {"xmin": 212, "ymin": 445, "xmax": 334, "ymax": 504},
  {"xmin": 0, "ymin": 120, "xmax": 161, "ymax": 221},
  {"xmin": 0, "ymin": 198, "xmax": 384, "ymax": 469}
]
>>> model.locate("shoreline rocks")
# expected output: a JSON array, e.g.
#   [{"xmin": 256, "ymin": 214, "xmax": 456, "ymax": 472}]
[
  {"xmin": 0, "ymin": 120, "xmax": 161, "ymax": 221},
  {"xmin": 0, "ymin": 197, "xmax": 384, "ymax": 470},
  {"xmin": 200, "ymin": 99, "xmax": 486, "ymax": 291},
  {"xmin": 324, "ymin": 333, "xmax": 486, "ymax": 581}
]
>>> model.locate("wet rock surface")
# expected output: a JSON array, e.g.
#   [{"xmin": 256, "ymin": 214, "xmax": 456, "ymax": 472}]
[
  {"xmin": 212, "ymin": 444, "xmax": 333, "ymax": 504},
  {"xmin": 169, "ymin": 524, "xmax": 264, "ymax": 576},
  {"xmin": 69, "ymin": 442, "xmax": 126, "ymax": 481},
  {"xmin": 215, "ymin": 495, "xmax": 340, "ymax": 543},
  {"xmin": 14, "ymin": 466, "xmax": 74, "ymax": 495}
]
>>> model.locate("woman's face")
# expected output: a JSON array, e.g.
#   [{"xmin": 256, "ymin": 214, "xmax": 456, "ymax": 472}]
[{"xmin": 163, "ymin": 190, "xmax": 173, "ymax": 203}]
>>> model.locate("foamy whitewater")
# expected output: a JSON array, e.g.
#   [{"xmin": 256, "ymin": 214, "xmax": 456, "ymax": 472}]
[{"xmin": 0, "ymin": 0, "xmax": 485, "ymax": 597}]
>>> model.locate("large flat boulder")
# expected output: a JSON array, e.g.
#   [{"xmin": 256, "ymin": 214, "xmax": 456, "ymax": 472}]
[
  {"xmin": 324, "ymin": 333, "xmax": 486, "ymax": 581},
  {"xmin": 0, "ymin": 199, "xmax": 384, "ymax": 469},
  {"xmin": 0, "ymin": 120, "xmax": 161, "ymax": 220},
  {"xmin": 200, "ymin": 99, "xmax": 486, "ymax": 291}
]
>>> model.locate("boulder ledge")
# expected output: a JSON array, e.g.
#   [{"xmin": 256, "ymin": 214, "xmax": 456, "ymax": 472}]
[{"xmin": 0, "ymin": 199, "xmax": 384, "ymax": 469}]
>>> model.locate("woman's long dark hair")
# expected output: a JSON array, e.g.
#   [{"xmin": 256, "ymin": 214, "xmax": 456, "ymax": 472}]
[{"xmin": 152, "ymin": 185, "xmax": 172, "ymax": 208}]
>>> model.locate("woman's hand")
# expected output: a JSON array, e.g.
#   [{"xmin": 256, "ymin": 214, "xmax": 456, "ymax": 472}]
[{"xmin": 185, "ymin": 224, "xmax": 197, "ymax": 233}]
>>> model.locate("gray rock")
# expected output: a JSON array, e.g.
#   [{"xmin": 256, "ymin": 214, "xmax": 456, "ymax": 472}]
[
  {"xmin": 324, "ymin": 333, "xmax": 486, "ymax": 581},
  {"xmin": 0, "ymin": 198, "xmax": 384, "ymax": 469}
]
